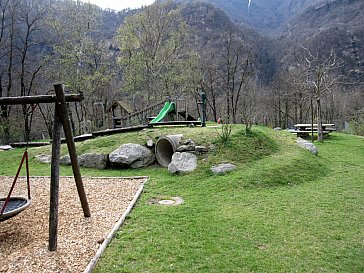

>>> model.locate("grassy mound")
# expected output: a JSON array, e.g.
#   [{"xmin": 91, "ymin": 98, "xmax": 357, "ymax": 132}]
[{"xmin": 1, "ymin": 126, "xmax": 362, "ymax": 272}]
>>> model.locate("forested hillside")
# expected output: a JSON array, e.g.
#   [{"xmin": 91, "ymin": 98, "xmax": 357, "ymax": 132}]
[
  {"xmin": 178, "ymin": 0, "xmax": 319, "ymax": 34},
  {"xmin": 0, "ymin": 0, "xmax": 363, "ymax": 144}
]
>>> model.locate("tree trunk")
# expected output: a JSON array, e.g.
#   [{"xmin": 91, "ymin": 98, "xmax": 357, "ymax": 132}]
[{"xmin": 226, "ymin": 88, "xmax": 230, "ymax": 123}]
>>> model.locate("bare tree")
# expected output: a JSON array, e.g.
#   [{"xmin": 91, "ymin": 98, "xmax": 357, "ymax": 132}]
[
  {"xmin": 16, "ymin": 0, "xmax": 49, "ymax": 140},
  {"xmin": 117, "ymin": 0, "xmax": 195, "ymax": 107},
  {"xmin": 47, "ymin": 0, "xmax": 115, "ymax": 134},
  {"xmin": 200, "ymin": 50, "xmax": 221, "ymax": 122},
  {"xmin": 217, "ymin": 28, "xmax": 254, "ymax": 123},
  {"xmin": 0, "ymin": 0, "xmax": 18, "ymax": 142},
  {"xmin": 297, "ymin": 46, "xmax": 343, "ymax": 141}
]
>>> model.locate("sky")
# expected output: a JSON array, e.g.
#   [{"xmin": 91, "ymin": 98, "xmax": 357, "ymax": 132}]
[{"xmin": 85, "ymin": 0, "xmax": 156, "ymax": 11}]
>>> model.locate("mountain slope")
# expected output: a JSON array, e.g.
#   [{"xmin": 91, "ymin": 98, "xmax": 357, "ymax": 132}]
[
  {"xmin": 178, "ymin": 0, "xmax": 319, "ymax": 34},
  {"xmin": 277, "ymin": 0, "xmax": 364, "ymax": 74}
]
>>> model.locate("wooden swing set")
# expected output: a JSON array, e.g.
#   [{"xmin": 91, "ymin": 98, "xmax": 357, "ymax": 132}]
[{"xmin": 0, "ymin": 83, "xmax": 90, "ymax": 251}]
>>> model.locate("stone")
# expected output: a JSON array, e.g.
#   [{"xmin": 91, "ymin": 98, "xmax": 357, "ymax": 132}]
[
  {"xmin": 181, "ymin": 138, "xmax": 196, "ymax": 146},
  {"xmin": 168, "ymin": 152, "xmax": 197, "ymax": 174},
  {"xmin": 211, "ymin": 163, "xmax": 236, "ymax": 174},
  {"xmin": 209, "ymin": 144, "xmax": 217, "ymax": 151},
  {"xmin": 176, "ymin": 144, "xmax": 195, "ymax": 152},
  {"xmin": 274, "ymin": 127, "xmax": 282, "ymax": 131},
  {"xmin": 146, "ymin": 139, "xmax": 154, "ymax": 148},
  {"xmin": 79, "ymin": 153, "xmax": 109, "ymax": 169},
  {"xmin": 0, "ymin": 145, "xmax": 13, "ymax": 151},
  {"xmin": 60, "ymin": 155, "xmax": 71, "ymax": 165},
  {"xmin": 195, "ymin": 146, "xmax": 208, "ymax": 154},
  {"xmin": 296, "ymin": 137, "xmax": 318, "ymax": 155},
  {"xmin": 109, "ymin": 143, "xmax": 155, "ymax": 168},
  {"xmin": 36, "ymin": 154, "xmax": 52, "ymax": 164}
]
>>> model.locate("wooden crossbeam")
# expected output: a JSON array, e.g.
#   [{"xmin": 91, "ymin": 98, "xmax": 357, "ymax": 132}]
[{"xmin": 0, "ymin": 94, "xmax": 83, "ymax": 105}]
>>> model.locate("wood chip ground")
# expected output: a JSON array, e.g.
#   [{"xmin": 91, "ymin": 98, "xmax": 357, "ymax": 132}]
[{"xmin": 0, "ymin": 176, "xmax": 146, "ymax": 273}]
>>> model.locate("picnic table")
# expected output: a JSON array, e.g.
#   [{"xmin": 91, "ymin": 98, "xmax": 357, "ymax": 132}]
[{"xmin": 289, "ymin": 123, "xmax": 336, "ymax": 138}]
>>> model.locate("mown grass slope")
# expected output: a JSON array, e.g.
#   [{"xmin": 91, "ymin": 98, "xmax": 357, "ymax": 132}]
[{"xmin": 0, "ymin": 126, "xmax": 363, "ymax": 272}]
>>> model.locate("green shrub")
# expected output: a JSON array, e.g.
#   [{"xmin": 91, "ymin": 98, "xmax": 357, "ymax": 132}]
[{"xmin": 217, "ymin": 123, "xmax": 233, "ymax": 145}]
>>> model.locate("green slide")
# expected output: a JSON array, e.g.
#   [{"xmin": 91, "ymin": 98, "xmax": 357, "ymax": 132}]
[{"xmin": 150, "ymin": 102, "xmax": 175, "ymax": 123}]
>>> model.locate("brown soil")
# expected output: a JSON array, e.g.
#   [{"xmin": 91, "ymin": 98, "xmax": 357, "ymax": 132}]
[{"xmin": 0, "ymin": 176, "xmax": 146, "ymax": 273}]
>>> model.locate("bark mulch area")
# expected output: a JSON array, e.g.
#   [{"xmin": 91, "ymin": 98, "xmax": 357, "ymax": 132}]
[{"xmin": 0, "ymin": 176, "xmax": 146, "ymax": 273}]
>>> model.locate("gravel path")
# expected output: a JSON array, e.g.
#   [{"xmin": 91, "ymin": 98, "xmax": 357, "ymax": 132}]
[{"xmin": 0, "ymin": 176, "xmax": 146, "ymax": 273}]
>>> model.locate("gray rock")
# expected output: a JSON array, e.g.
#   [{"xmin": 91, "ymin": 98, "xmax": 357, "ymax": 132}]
[
  {"xmin": 36, "ymin": 154, "xmax": 52, "ymax": 164},
  {"xmin": 60, "ymin": 155, "xmax": 71, "ymax": 165},
  {"xmin": 209, "ymin": 144, "xmax": 217, "ymax": 151},
  {"xmin": 176, "ymin": 144, "xmax": 195, "ymax": 152},
  {"xmin": 296, "ymin": 138, "xmax": 318, "ymax": 155},
  {"xmin": 0, "ymin": 145, "xmax": 13, "ymax": 151},
  {"xmin": 195, "ymin": 146, "xmax": 208, "ymax": 154},
  {"xmin": 79, "ymin": 153, "xmax": 108, "ymax": 169},
  {"xmin": 211, "ymin": 163, "xmax": 236, "ymax": 174},
  {"xmin": 181, "ymin": 138, "xmax": 196, "ymax": 146},
  {"xmin": 168, "ymin": 152, "xmax": 197, "ymax": 174},
  {"xmin": 274, "ymin": 127, "xmax": 282, "ymax": 131},
  {"xmin": 146, "ymin": 139, "xmax": 154, "ymax": 148},
  {"xmin": 109, "ymin": 143, "xmax": 155, "ymax": 168}
]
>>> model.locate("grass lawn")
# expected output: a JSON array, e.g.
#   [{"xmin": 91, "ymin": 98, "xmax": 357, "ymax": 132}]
[{"xmin": 1, "ymin": 126, "xmax": 363, "ymax": 272}]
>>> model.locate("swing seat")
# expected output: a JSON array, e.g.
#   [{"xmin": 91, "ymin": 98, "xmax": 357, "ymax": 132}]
[{"xmin": 0, "ymin": 196, "xmax": 32, "ymax": 222}]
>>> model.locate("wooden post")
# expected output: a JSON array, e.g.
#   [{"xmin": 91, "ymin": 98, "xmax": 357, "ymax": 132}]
[
  {"xmin": 175, "ymin": 97, "xmax": 179, "ymax": 121},
  {"xmin": 54, "ymin": 83, "xmax": 91, "ymax": 217},
  {"xmin": 185, "ymin": 98, "xmax": 188, "ymax": 121},
  {"xmin": 49, "ymin": 105, "xmax": 62, "ymax": 251}
]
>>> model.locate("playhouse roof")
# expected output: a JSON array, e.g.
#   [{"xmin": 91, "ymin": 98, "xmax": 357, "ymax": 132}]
[{"xmin": 106, "ymin": 100, "xmax": 134, "ymax": 114}]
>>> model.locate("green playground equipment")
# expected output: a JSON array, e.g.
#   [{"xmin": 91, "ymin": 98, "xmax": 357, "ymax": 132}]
[{"xmin": 150, "ymin": 102, "xmax": 175, "ymax": 123}]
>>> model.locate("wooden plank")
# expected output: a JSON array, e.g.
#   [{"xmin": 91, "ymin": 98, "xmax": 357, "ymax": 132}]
[
  {"xmin": 54, "ymin": 83, "xmax": 90, "ymax": 218},
  {"xmin": 150, "ymin": 121, "xmax": 201, "ymax": 127},
  {"xmin": 93, "ymin": 124, "xmax": 151, "ymax": 137},
  {"xmin": 60, "ymin": 134, "xmax": 94, "ymax": 143},
  {"xmin": 10, "ymin": 142, "xmax": 50, "ymax": 147},
  {"xmin": 0, "ymin": 94, "xmax": 83, "ymax": 105},
  {"xmin": 289, "ymin": 130, "xmax": 331, "ymax": 133},
  {"xmin": 294, "ymin": 123, "xmax": 335, "ymax": 127},
  {"xmin": 305, "ymin": 128, "xmax": 336, "ymax": 131},
  {"xmin": 49, "ymin": 105, "xmax": 62, "ymax": 251}
]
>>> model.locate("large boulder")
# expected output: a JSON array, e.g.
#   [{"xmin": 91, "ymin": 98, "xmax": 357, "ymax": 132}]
[
  {"xmin": 168, "ymin": 152, "xmax": 197, "ymax": 174},
  {"xmin": 211, "ymin": 163, "xmax": 236, "ymax": 174},
  {"xmin": 36, "ymin": 154, "xmax": 52, "ymax": 164},
  {"xmin": 0, "ymin": 145, "xmax": 13, "ymax": 151},
  {"xmin": 79, "ymin": 153, "xmax": 109, "ymax": 169},
  {"xmin": 60, "ymin": 155, "xmax": 71, "ymax": 165},
  {"xmin": 109, "ymin": 143, "xmax": 155, "ymax": 168},
  {"xmin": 296, "ymin": 138, "xmax": 318, "ymax": 155}
]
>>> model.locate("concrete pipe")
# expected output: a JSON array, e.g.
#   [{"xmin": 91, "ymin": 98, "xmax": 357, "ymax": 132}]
[{"xmin": 155, "ymin": 134, "xmax": 183, "ymax": 167}]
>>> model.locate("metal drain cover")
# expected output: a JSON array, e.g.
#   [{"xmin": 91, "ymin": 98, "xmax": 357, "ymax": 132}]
[
  {"xmin": 158, "ymin": 197, "xmax": 184, "ymax": 206},
  {"xmin": 158, "ymin": 200, "xmax": 175, "ymax": 205}
]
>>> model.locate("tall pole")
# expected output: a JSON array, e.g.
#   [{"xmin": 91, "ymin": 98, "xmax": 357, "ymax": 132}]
[
  {"xmin": 49, "ymin": 104, "xmax": 62, "ymax": 251},
  {"xmin": 200, "ymin": 91, "xmax": 207, "ymax": 127},
  {"xmin": 54, "ymin": 83, "xmax": 91, "ymax": 217}
]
